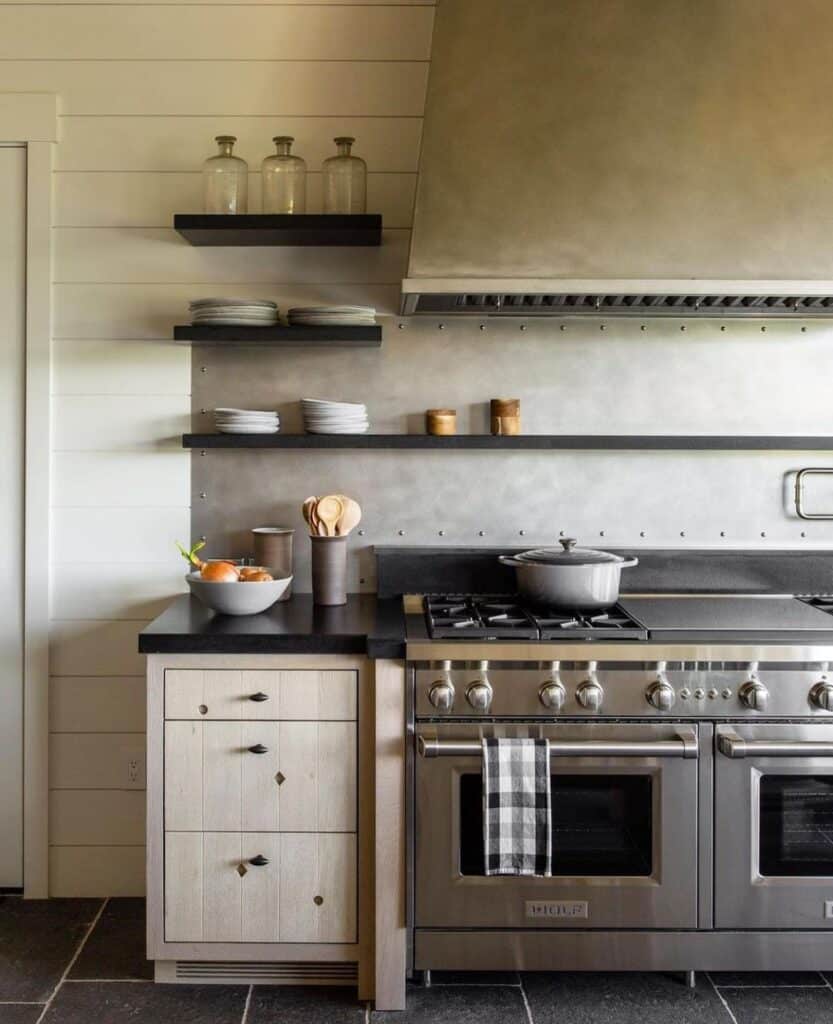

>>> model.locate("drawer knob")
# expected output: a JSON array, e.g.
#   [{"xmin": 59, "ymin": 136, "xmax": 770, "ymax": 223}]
[
  {"xmin": 198, "ymin": 704, "xmax": 208, "ymax": 715},
  {"xmin": 248, "ymin": 743, "xmax": 269, "ymax": 754},
  {"xmin": 313, "ymin": 895, "xmax": 323, "ymax": 906},
  {"xmin": 249, "ymin": 854, "xmax": 269, "ymax": 867},
  {"xmin": 275, "ymin": 771, "xmax": 286, "ymax": 786},
  {"xmin": 249, "ymin": 692, "xmax": 269, "ymax": 702}
]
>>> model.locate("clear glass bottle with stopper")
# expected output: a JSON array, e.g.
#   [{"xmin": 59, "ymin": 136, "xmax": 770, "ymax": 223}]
[
  {"xmin": 203, "ymin": 135, "xmax": 248, "ymax": 214},
  {"xmin": 322, "ymin": 136, "xmax": 367, "ymax": 214},
  {"xmin": 261, "ymin": 136, "xmax": 306, "ymax": 214}
]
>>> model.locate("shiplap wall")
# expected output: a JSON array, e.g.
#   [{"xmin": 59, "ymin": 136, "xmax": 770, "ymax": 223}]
[{"xmin": 20, "ymin": 0, "xmax": 434, "ymax": 896}]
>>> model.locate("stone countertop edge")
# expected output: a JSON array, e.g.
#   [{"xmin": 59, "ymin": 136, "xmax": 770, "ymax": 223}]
[{"xmin": 138, "ymin": 593, "xmax": 406, "ymax": 659}]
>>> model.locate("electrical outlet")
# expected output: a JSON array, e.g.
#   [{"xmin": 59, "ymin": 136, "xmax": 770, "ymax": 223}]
[{"xmin": 127, "ymin": 753, "xmax": 145, "ymax": 788}]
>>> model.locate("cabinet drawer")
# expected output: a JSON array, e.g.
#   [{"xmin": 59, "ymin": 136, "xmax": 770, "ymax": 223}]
[
  {"xmin": 165, "ymin": 669, "xmax": 356, "ymax": 721},
  {"xmin": 164, "ymin": 832, "xmax": 356, "ymax": 944},
  {"xmin": 165, "ymin": 720, "xmax": 357, "ymax": 832}
]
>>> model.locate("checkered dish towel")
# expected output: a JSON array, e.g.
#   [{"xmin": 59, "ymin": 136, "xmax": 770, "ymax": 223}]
[{"xmin": 482, "ymin": 737, "xmax": 552, "ymax": 876}]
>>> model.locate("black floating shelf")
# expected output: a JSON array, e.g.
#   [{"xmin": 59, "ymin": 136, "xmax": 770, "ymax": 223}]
[
  {"xmin": 182, "ymin": 434, "xmax": 833, "ymax": 451},
  {"xmin": 174, "ymin": 213, "xmax": 382, "ymax": 247},
  {"xmin": 174, "ymin": 324, "xmax": 381, "ymax": 347}
]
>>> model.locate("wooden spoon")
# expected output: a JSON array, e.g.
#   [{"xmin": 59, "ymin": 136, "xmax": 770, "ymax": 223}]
[
  {"xmin": 316, "ymin": 495, "xmax": 344, "ymax": 537},
  {"xmin": 302, "ymin": 496, "xmax": 317, "ymax": 532},
  {"xmin": 336, "ymin": 496, "xmax": 362, "ymax": 535}
]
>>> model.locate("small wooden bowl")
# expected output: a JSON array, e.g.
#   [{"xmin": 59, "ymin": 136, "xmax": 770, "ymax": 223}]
[{"xmin": 426, "ymin": 408, "xmax": 457, "ymax": 436}]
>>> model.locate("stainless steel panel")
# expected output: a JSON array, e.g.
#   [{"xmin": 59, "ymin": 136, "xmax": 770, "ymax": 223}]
[
  {"xmin": 414, "ymin": 929, "xmax": 833, "ymax": 972},
  {"xmin": 414, "ymin": 721, "xmax": 699, "ymax": 930},
  {"xmin": 715, "ymin": 722, "xmax": 833, "ymax": 929}
]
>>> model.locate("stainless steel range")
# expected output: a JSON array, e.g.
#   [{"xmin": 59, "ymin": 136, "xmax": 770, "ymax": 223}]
[{"xmin": 405, "ymin": 592, "xmax": 833, "ymax": 974}]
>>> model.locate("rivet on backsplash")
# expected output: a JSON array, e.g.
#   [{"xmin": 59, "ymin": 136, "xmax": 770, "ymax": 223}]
[
  {"xmin": 520, "ymin": 324, "xmax": 527, "ymax": 331},
  {"xmin": 720, "ymin": 531, "xmax": 726, "ymax": 537},
  {"xmin": 801, "ymin": 326, "xmax": 807, "ymax": 332},
  {"xmin": 397, "ymin": 322, "xmax": 405, "ymax": 329},
  {"xmin": 478, "ymin": 530, "xmax": 486, "ymax": 537},
  {"xmin": 360, "ymin": 578, "xmax": 366, "ymax": 584},
  {"xmin": 801, "ymin": 531, "xmax": 807, "ymax": 537},
  {"xmin": 720, "ymin": 325, "xmax": 727, "ymax": 332},
  {"xmin": 200, "ymin": 449, "xmax": 207, "ymax": 456},
  {"xmin": 760, "ymin": 326, "xmax": 767, "ymax": 333},
  {"xmin": 639, "ymin": 531, "xmax": 646, "ymax": 537},
  {"xmin": 438, "ymin": 530, "xmax": 445, "ymax": 536},
  {"xmin": 200, "ymin": 535, "xmax": 207, "ymax": 542},
  {"xmin": 680, "ymin": 531, "xmax": 686, "ymax": 537},
  {"xmin": 398, "ymin": 529, "xmax": 405, "ymax": 536},
  {"xmin": 599, "ymin": 324, "xmax": 606, "ymax": 331},
  {"xmin": 201, "ymin": 408, "xmax": 208, "ymax": 414},
  {"xmin": 199, "ymin": 491, "xmax": 207, "ymax": 500},
  {"xmin": 640, "ymin": 324, "xmax": 647, "ymax": 331},
  {"xmin": 680, "ymin": 324, "xmax": 686, "ymax": 331},
  {"xmin": 559, "ymin": 324, "xmax": 567, "ymax": 331},
  {"xmin": 200, "ymin": 366, "xmax": 208, "ymax": 373},
  {"xmin": 599, "ymin": 530, "xmax": 605, "ymax": 537},
  {"xmin": 438, "ymin": 323, "xmax": 446, "ymax": 330},
  {"xmin": 357, "ymin": 529, "xmax": 365, "ymax": 537},
  {"xmin": 519, "ymin": 529, "xmax": 526, "ymax": 536},
  {"xmin": 761, "ymin": 531, "xmax": 767, "ymax": 537},
  {"xmin": 479, "ymin": 323, "xmax": 486, "ymax": 331},
  {"xmin": 559, "ymin": 529, "xmax": 565, "ymax": 536}
]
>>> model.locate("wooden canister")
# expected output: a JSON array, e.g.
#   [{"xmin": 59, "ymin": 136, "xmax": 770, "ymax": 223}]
[
  {"xmin": 490, "ymin": 398, "xmax": 521, "ymax": 435},
  {"xmin": 426, "ymin": 408, "xmax": 457, "ymax": 436}
]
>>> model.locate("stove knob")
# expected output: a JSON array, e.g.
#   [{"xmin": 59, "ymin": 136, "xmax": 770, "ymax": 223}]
[
  {"xmin": 810, "ymin": 680, "xmax": 833, "ymax": 711},
  {"xmin": 739, "ymin": 669, "xmax": 769, "ymax": 712},
  {"xmin": 576, "ymin": 663, "xmax": 603, "ymax": 712},
  {"xmin": 539, "ymin": 682, "xmax": 566, "ymax": 711},
  {"xmin": 466, "ymin": 682, "xmax": 493, "ymax": 712},
  {"xmin": 646, "ymin": 681, "xmax": 676, "ymax": 711},
  {"xmin": 466, "ymin": 661, "xmax": 493, "ymax": 712},
  {"xmin": 428, "ymin": 681, "xmax": 455, "ymax": 712}
]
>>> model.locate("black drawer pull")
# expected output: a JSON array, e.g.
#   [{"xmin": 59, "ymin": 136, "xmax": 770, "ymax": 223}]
[
  {"xmin": 248, "ymin": 744, "xmax": 269, "ymax": 754},
  {"xmin": 249, "ymin": 692, "xmax": 269, "ymax": 702},
  {"xmin": 249, "ymin": 855, "xmax": 269, "ymax": 867}
]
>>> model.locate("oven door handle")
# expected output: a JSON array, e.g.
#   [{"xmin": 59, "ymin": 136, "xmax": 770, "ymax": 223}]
[
  {"xmin": 417, "ymin": 730, "xmax": 698, "ymax": 760},
  {"xmin": 718, "ymin": 731, "xmax": 833, "ymax": 759}
]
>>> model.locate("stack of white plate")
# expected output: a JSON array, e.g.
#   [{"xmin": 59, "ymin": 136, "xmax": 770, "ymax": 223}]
[
  {"xmin": 190, "ymin": 298, "xmax": 279, "ymax": 326},
  {"xmin": 288, "ymin": 305, "xmax": 375, "ymax": 327},
  {"xmin": 301, "ymin": 398, "xmax": 369, "ymax": 434},
  {"xmin": 214, "ymin": 407, "xmax": 280, "ymax": 435}
]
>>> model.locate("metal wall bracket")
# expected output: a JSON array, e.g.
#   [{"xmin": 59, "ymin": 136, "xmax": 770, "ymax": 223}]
[{"xmin": 795, "ymin": 468, "xmax": 833, "ymax": 519}]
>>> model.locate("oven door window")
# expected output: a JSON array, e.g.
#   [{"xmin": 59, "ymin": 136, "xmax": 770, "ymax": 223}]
[
  {"xmin": 759, "ymin": 774, "xmax": 833, "ymax": 877},
  {"xmin": 459, "ymin": 773, "xmax": 653, "ymax": 876}
]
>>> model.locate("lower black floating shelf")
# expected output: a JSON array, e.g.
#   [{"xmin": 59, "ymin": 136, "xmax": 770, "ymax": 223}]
[
  {"xmin": 174, "ymin": 325, "xmax": 381, "ymax": 346},
  {"xmin": 174, "ymin": 213, "xmax": 382, "ymax": 246},
  {"xmin": 182, "ymin": 434, "xmax": 833, "ymax": 451}
]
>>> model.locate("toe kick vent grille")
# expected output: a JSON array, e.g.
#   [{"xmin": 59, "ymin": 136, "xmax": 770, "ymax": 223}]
[
  {"xmin": 403, "ymin": 290, "xmax": 833, "ymax": 318},
  {"xmin": 172, "ymin": 960, "xmax": 358, "ymax": 985}
]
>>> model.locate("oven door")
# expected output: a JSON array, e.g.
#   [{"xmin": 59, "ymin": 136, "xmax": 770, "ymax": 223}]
[
  {"xmin": 414, "ymin": 721, "xmax": 700, "ymax": 930},
  {"xmin": 715, "ymin": 722, "xmax": 833, "ymax": 929}
]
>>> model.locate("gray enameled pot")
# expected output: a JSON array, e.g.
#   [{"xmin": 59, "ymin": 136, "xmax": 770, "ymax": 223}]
[{"xmin": 499, "ymin": 538, "xmax": 638, "ymax": 609}]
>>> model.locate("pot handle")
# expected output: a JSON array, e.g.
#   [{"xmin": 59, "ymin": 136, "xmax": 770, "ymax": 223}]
[
  {"xmin": 619, "ymin": 557, "xmax": 639, "ymax": 569},
  {"xmin": 498, "ymin": 555, "xmax": 523, "ymax": 567}
]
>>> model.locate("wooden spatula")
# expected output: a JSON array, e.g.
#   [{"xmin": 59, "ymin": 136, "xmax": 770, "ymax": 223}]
[{"xmin": 316, "ymin": 495, "xmax": 344, "ymax": 537}]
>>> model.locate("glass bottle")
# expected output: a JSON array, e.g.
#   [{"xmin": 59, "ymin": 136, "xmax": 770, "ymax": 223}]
[
  {"xmin": 322, "ymin": 136, "xmax": 367, "ymax": 214},
  {"xmin": 261, "ymin": 136, "xmax": 307, "ymax": 214},
  {"xmin": 202, "ymin": 135, "xmax": 248, "ymax": 214}
]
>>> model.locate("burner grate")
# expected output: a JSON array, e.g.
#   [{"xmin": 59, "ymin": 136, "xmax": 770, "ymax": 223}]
[{"xmin": 424, "ymin": 594, "xmax": 647, "ymax": 641}]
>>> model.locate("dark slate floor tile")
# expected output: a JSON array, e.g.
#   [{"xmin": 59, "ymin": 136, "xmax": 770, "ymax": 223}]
[
  {"xmin": 723, "ymin": 985, "xmax": 833, "ymax": 1023},
  {"xmin": 711, "ymin": 971, "xmax": 826, "ymax": 987},
  {"xmin": 0, "ymin": 897, "xmax": 103, "ymax": 1002},
  {"xmin": 429, "ymin": 970, "xmax": 520, "ymax": 986},
  {"xmin": 0, "ymin": 1006, "xmax": 46, "ymax": 1024},
  {"xmin": 68, "ymin": 899, "xmax": 151, "ymax": 981},
  {"xmin": 523, "ymin": 972, "xmax": 733, "ymax": 1024},
  {"xmin": 248, "ymin": 986, "xmax": 365, "ymax": 1023},
  {"xmin": 41, "ymin": 981, "xmax": 247, "ymax": 1024},
  {"xmin": 372, "ymin": 984, "xmax": 527, "ymax": 1023}
]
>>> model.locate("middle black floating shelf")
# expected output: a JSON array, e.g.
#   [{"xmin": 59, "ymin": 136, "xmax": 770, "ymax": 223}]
[
  {"xmin": 182, "ymin": 434, "xmax": 833, "ymax": 451},
  {"xmin": 174, "ymin": 324, "xmax": 382, "ymax": 347},
  {"xmin": 173, "ymin": 213, "xmax": 382, "ymax": 247}
]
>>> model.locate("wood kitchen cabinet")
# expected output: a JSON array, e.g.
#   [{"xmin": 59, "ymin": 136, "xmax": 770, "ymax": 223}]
[{"xmin": 145, "ymin": 655, "xmax": 375, "ymax": 993}]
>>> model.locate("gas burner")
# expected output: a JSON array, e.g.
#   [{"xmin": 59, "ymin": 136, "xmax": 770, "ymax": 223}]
[{"xmin": 423, "ymin": 594, "xmax": 647, "ymax": 641}]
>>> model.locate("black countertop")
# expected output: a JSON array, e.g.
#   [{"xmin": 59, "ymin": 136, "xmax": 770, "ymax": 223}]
[{"xmin": 138, "ymin": 594, "xmax": 406, "ymax": 659}]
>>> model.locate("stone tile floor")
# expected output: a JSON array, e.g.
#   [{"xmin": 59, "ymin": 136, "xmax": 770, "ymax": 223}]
[{"xmin": 2, "ymin": 896, "xmax": 833, "ymax": 1022}]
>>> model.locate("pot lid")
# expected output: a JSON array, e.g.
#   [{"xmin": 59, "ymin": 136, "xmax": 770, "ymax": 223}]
[{"xmin": 514, "ymin": 538, "xmax": 627, "ymax": 566}]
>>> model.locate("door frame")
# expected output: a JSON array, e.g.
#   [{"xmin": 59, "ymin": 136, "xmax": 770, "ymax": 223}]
[{"xmin": 0, "ymin": 94, "xmax": 58, "ymax": 897}]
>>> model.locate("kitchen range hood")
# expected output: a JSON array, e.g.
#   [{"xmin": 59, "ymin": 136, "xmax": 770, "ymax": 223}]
[{"xmin": 402, "ymin": 0, "xmax": 833, "ymax": 318}]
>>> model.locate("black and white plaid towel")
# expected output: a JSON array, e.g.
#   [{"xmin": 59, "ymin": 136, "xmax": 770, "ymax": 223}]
[{"xmin": 482, "ymin": 737, "xmax": 552, "ymax": 876}]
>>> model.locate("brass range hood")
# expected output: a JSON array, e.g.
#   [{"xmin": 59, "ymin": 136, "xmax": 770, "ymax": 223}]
[{"xmin": 401, "ymin": 0, "xmax": 833, "ymax": 318}]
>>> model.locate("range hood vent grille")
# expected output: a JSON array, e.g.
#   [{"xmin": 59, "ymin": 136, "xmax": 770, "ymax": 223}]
[{"xmin": 401, "ymin": 289, "xmax": 833, "ymax": 318}]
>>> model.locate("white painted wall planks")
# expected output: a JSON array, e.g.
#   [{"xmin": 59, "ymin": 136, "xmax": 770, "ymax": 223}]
[{"xmin": 32, "ymin": 0, "xmax": 434, "ymax": 894}]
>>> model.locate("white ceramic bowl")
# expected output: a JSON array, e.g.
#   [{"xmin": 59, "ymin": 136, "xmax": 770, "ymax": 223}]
[{"xmin": 186, "ymin": 569, "xmax": 292, "ymax": 615}]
